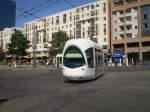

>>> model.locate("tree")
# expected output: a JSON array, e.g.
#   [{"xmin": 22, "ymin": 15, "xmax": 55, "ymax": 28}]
[
  {"xmin": 7, "ymin": 29, "xmax": 30, "ymax": 57},
  {"xmin": 50, "ymin": 31, "xmax": 69, "ymax": 56},
  {"xmin": 0, "ymin": 48, "xmax": 5, "ymax": 61}
]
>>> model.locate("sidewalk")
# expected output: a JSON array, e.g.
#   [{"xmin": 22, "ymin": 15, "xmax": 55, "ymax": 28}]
[
  {"xmin": 105, "ymin": 65, "xmax": 150, "ymax": 72},
  {"xmin": 0, "ymin": 64, "xmax": 58, "ymax": 70}
]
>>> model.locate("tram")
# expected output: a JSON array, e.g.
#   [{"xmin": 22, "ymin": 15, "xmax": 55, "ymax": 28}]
[
  {"xmin": 55, "ymin": 54, "xmax": 63, "ymax": 68},
  {"xmin": 62, "ymin": 38, "xmax": 104, "ymax": 81}
]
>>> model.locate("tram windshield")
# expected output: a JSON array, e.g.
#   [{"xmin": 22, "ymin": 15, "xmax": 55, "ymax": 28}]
[{"xmin": 63, "ymin": 46, "xmax": 85, "ymax": 68}]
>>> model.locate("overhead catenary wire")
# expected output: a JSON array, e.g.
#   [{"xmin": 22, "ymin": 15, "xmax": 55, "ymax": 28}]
[
  {"xmin": 16, "ymin": 0, "xmax": 51, "ymax": 19},
  {"xmin": 16, "ymin": 0, "xmax": 86, "ymax": 20},
  {"xmin": 16, "ymin": 0, "xmax": 97, "ymax": 22},
  {"xmin": 16, "ymin": 7, "xmax": 41, "ymax": 20},
  {"xmin": 16, "ymin": 0, "xmax": 63, "ymax": 21}
]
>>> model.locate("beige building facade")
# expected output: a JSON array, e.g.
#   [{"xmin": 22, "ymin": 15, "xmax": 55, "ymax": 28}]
[
  {"xmin": 24, "ymin": 0, "xmax": 109, "ymax": 58},
  {"xmin": 0, "ymin": 31, "xmax": 3, "ymax": 49},
  {"xmin": 110, "ymin": 0, "xmax": 150, "ymax": 65},
  {"xmin": 0, "ymin": 27, "xmax": 23, "ymax": 52}
]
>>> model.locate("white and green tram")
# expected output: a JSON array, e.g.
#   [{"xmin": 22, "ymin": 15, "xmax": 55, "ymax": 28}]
[{"xmin": 62, "ymin": 38, "xmax": 104, "ymax": 81}]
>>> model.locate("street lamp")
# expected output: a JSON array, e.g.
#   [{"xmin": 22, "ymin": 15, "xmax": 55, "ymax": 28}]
[{"xmin": 32, "ymin": 24, "xmax": 36, "ymax": 68}]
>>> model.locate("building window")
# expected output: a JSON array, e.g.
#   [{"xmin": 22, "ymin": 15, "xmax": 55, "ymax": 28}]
[
  {"xmin": 113, "ymin": 0, "xmax": 123, "ymax": 5},
  {"xmin": 126, "ymin": 16, "xmax": 131, "ymax": 21},
  {"xmin": 144, "ymin": 23, "xmax": 148, "ymax": 28},
  {"xmin": 76, "ymin": 8, "xmax": 79, "ymax": 13},
  {"xmin": 87, "ymin": 13, "xmax": 89, "ymax": 16},
  {"xmin": 144, "ymin": 14, "xmax": 148, "ymax": 19},
  {"xmin": 95, "ymin": 10, "xmax": 98, "ymax": 15},
  {"xmin": 56, "ymin": 16, "xmax": 59, "ymax": 25},
  {"xmin": 120, "ymin": 26, "xmax": 124, "ymax": 31},
  {"xmin": 83, "ymin": 32, "xmax": 85, "ymax": 38},
  {"xmin": 103, "ymin": 45, "xmax": 107, "ymax": 49},
  {"xmin": 63, "ymin": 14, "xmax": 67, "ymax": 23},
  {"xmin": 70, "ymin": 16, "xmax": 72, "ymax": 21},
  {"xmin": 126, "ymin": 25, "xmax": 132, "ymax": 30},
  {"xmin": 104, "ymin": 38, "xmax": 107, "ymax": 42},
  {"xmin": 126, "ymin": 8, "xmax": 131, "ymax": 13},
  {"xmin": 82, "ymin": 7, "xmax": 84, "ymax": 11},
  {"xmin": 91, "ymin": 4, "xmax": 95, "ymax": 9},
  {"xmin": 91, "ymin": 11, "xmax": 95, "ymax": 16},
  {"xmin": 70, "ymin": 12, "xmax": 72, "ymax": 21},
  {"xmin": 95, "ymin": 17, "xmax": 98, "ymax": 21},
  {"xmin": 104, "ymin": 17, "xmax": 106, "ymax": 20},
  {"xmin": 52, "ymin": 17, "xmax": 53, "ymax": 25},
  {"xmin": 103, "ymin": 3, "xmax": 106, "ymax": 13},
  {"xmin": 76, "ymin": 15, "xmax": 79, "ymax": 20},
  {"xmin": 119, "ymin": 10, "xmax": 124, "ymax": 15},
  {"xmin": 70, "ymin": 30, "xmax": 72, "ymax": 38},
  {"xmin": 96, "ymin": 4, "xmax": 99, "ymax": 7},
  {"xmin": 82, "ymin": 15, "xmax": 84, "ymax": 18},
  {"xmin": 87, "ymin": 5, "xmax": 89, "ymax": 10},
  {"xmin": 104, "ymin": 24, "xmax": 106, "ymax": 35},
  {"xmin": 126, "ymin": 33, "xmax": 132, "ymax": 38}
]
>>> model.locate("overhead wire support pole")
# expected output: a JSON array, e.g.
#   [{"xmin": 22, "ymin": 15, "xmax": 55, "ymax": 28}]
[{"xmin": 32, "ymin": 23, "xmax": 36, "ymax": 68}]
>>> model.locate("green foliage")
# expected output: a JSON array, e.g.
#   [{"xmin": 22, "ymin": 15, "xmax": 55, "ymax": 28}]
[
  {"xmin": 7, "ymin": 29, "xmax": 30, "ymax": 56},
  {"xmin": 50, "ymin": 31, "xmax": 69, "ymax": 56},
  {"xmin": 0, "ymin": 48, "xmax": 5, "ymax": 60}
]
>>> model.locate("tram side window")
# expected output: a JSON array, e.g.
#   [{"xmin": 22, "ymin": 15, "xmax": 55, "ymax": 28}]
[
  {"xmin": 59, "ymin": 57, "xmax": 62, "ymax": 64},
  {"xmin": 98, "ymin": 50, "xmax": 103, "ymax": 67},
  {"xmin": 85, "ymin": 48, "xmax": 94, "ymax": 68},
  {"xmin": 95, "ymin": 49, "xmax": 98, "ymax": 66}
]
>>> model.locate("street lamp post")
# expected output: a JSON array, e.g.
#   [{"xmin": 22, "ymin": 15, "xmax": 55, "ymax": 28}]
[{"xmin": 32, "ymin": 24, "xmax": 36, "ymax": 68}]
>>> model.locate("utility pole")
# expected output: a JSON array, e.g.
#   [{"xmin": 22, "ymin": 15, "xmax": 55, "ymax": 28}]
[{"xmin": 32, "ymin": 24, "xmax": 36, "ymax": 68}]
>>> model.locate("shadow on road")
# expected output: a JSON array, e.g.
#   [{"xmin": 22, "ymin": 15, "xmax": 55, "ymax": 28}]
[
  {"xmin": 0, "ymin": 99, "xmax": 8, "ymax": 106},
  {"xmin": 64, "ymin": 74, "xmax": 104, "ymax": 84}
]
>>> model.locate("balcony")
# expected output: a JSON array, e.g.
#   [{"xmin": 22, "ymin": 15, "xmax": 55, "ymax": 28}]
[
  {"xmin": 119, "ymin": 17, "xmax": 124, "ymax": 23},
  {"xmin": 119, "ymin": 34, "xmax": 125, "ymax": 39},
  {"xmin": 119, "ymin": 30, "xmax": 124, "ymax": 35},
  {"xmin": 125, "ymin": 0, "xmax": 137, "ymax": 4},
  {"xmin": 126, "ymin": 33, "xmax": 132, "ymax": 39},
  {"xmin": 113, "ymin": 0, "xmax": 124, "ymax": 6},
  {"xmin": 126, "ymin": 47, "xmax": 139, "ymax": 53}
]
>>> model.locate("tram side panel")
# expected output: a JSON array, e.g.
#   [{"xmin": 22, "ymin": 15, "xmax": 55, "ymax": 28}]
[{"xmin": 94, "ymin": 48, "xmax": 104, "ymax": 77}]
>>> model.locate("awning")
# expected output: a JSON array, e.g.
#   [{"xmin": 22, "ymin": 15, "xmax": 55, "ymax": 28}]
[
  {"xmin": 144, "ymin": 50, "xmax": 150, "ymax": 53},
  {"xmin": 31, "ymin": 54, "xmax": 48, "ymax": 58},
  {"xmin": 111, "ymin": 53, "xmax": 123, "ymax": 58}
]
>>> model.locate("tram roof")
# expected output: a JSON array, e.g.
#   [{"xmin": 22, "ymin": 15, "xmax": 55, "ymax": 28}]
[{"xmin": 64, "ymin": 38, "xmax": 102, "ymax": 51}]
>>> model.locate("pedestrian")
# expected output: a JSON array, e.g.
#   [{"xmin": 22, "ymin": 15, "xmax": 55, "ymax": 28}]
[{"xmin": 13, "ymin": 61, "xmax": 17, "ymax": 68}]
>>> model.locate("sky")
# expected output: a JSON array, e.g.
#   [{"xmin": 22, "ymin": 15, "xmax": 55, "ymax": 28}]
[{"xmin": 15, "ymin": 0, "xmax": 96, "ymax": 27}]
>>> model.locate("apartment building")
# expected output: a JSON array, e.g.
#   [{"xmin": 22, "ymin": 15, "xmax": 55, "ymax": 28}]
[
  {"xmin": 0, "ymin": 27, "xmax": 23, "ymax": 52},
  {"xmin": 110, "ymin": 0, "xmax": 150, "ymax": 65},
  {"xmin": 24, "ymin": 0, "xmax": 109, "ymax": 58},
  {"xmin": 0, "ymin": 31, "xmax": 3, "ymax": 49},
  {"xmin": 0, "ymin": 0, "xmax": 16, "ymax": 30}
]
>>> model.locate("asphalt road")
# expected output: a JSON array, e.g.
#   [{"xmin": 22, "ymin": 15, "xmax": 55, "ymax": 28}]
[{"xmin": 0, "ymin": 67, "xmax": 150, "ymax": 112}]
